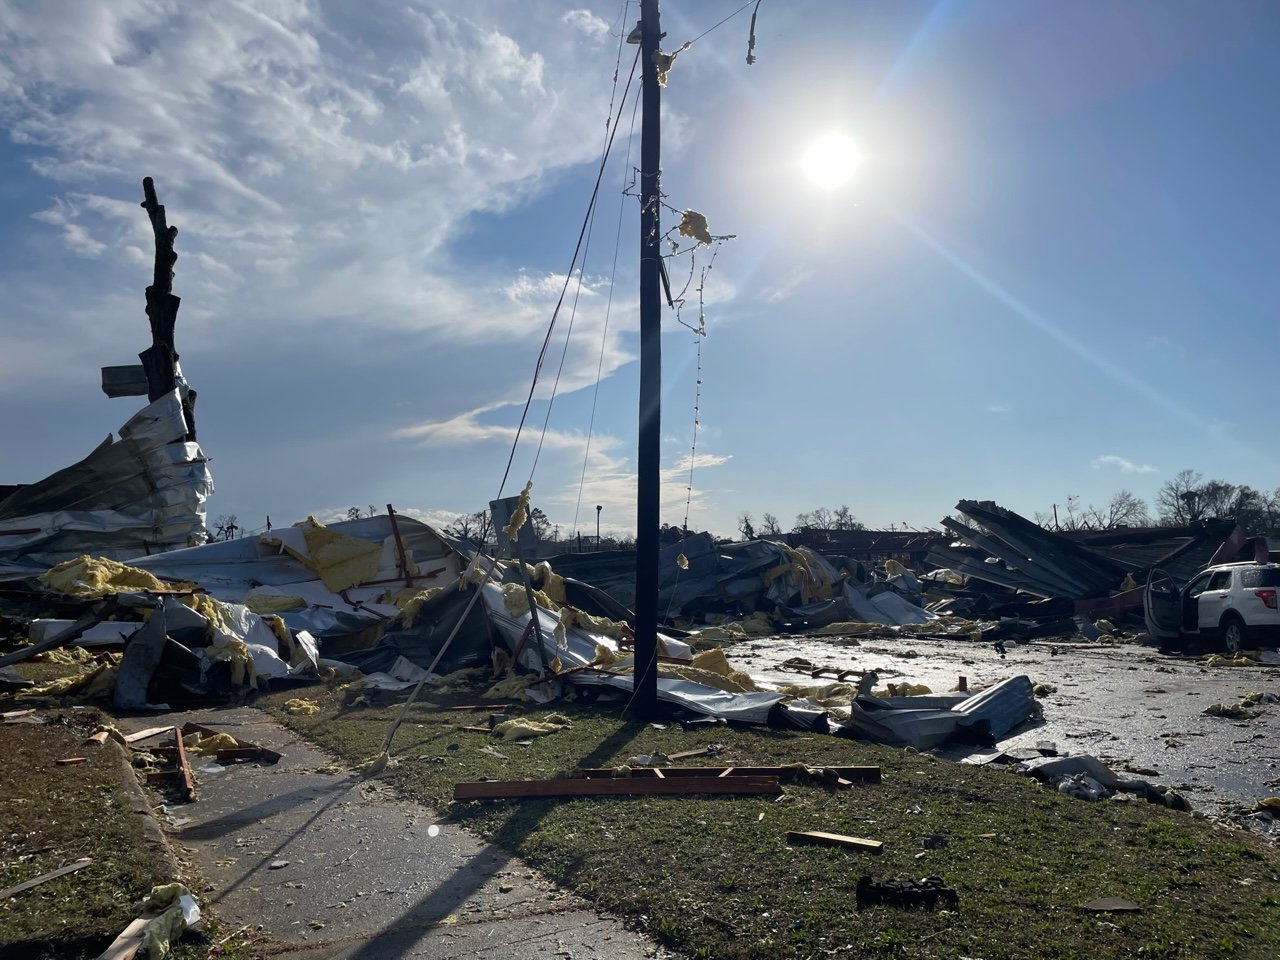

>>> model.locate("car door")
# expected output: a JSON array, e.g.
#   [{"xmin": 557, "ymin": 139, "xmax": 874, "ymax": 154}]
[
  {"xmin": 1196, "ymin": 570, "xmax": 1233, "ymax": 632},
  {"xmin": 1181, "ymin": 571, "xmax": 1213, "ymax": 632}
]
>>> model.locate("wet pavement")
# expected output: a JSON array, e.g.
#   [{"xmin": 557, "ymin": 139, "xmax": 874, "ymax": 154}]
[
  {"xmin": 735, "ymin": 634, "xmax": 1280, "ymax": 817},
  {"xmin": 117, "ymin": 708, "xmax": 672, "ymax": 960}
]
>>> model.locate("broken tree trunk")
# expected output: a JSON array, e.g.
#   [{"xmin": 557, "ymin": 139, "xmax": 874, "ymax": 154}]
[{"xmin": 139, "ymin": 176, "xmax": 196, "ymax": 440}]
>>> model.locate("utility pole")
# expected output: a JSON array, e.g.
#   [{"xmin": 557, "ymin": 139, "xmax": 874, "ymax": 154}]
[{"xmin": 632, "ymin": 0, "xmax": 662, "ymax": 720}]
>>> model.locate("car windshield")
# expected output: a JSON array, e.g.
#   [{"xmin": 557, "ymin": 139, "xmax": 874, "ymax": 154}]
[{"xmin": 1238, "ymin": 568, "xmax": 1280, "ymax": 588}]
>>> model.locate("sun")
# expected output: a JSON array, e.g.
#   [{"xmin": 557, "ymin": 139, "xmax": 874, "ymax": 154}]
[{"xmin": 801, "ymin": 131, "xmax": 863, "ymax": 190}]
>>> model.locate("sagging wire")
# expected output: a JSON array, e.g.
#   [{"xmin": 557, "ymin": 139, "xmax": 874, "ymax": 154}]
[
  {"xmin": 688, "ymin": 0, "xmax": 757, "ymax": 46},
  {"xmin": 662, "ymin": 239, "xmax": 727, "ymax": 623},
  {"xmin": 746, "ymin": 0, "xmax": 764, "ymax": 64},
  {"xmin": 494, "ymin": 44, "xmax": 640, "ymax": 501},
  {"xmin": 572, "ymin": 61, "xmax": 644, "ymax": 542},
  {"xmin": 652, "ymin": 1, "xmax": 765, "ymax": 86},
  {"xmin": 376, "ymin": 46, "xmax": 642, "ymax": 768},
  {"xmin": 527, "ymin": 11, "xmax": 634, "ymax": 482}
]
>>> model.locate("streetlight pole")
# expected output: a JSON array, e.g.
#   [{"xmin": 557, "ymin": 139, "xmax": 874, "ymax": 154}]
[{"xmin": 596, "ymin": 504, "xmax": 603, "ymax": 547}]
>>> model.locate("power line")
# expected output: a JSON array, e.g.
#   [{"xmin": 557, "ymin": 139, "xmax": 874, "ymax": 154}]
[{"xmin": 495, "ymin": 45, "xmax": 641, "ymax": 499}]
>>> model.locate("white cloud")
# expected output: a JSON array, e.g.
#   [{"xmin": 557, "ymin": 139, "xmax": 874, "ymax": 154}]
[
  {"xmin": 394, "ymin": 409, "xmax": 599, "ymax": 454},
  {"xmin": 759, "ymin": 267, "xmax": 813, "ymax": 304},
  {"xmin": 986, "ymin": 402, "xmax": 1012, "ymax": 414},
  {"xmin": 31, "ymin": 201, "xmax": 106, "ymax": 256},
  {"xmin": 0, "ymin": 2, "xmax": 631, "ymax": 358},
  {"xmin": 561, "ymin": 10, "xmax": 612, "ymax": 41},
  {"xmin": 1091, "ymin": 454, "xmax": 1157, "ymax": 474}
]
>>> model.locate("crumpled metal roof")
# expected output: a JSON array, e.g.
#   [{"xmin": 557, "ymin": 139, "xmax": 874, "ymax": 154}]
[{"xmin": 0, "ymin": 390, "xmax": 212, "ymax": 571}]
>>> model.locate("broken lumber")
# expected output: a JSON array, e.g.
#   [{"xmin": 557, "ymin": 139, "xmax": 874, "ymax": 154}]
[
  {"xmin": 56, "ymin": 757, "xmax": 88, "ymax": 766},
  {"xmin": 572, "ymin": 765, "xmax": 881, "ymax": 784},
  {"xmin": 172, "ymin": 726, "xmax": 195, "ymax": 801},
  {"xmin": 0, "ymin": 599, "xmax": 117, "ymax": 668},
  {"xmin": 787, "ymin": 830, "xmax": 883, "ymax": 854},
  {"xmin": 0, "ymin": 858, "xmax": 92, "ymax": 899},
  {"xmin": 668, "ymin": 746, "xmax": 713, "ymax": 761},
  {"xmin": 93, "ymin": 911, "xmax": 160, "ymax": 960},
  {"xmin": 124, "ymin": 725, "xmax": 171, "ymax": 744},
  {"xmin": 454, "ymin": 775, "xmax": 782, "ymax": 801},
  {"xmin": 180, "ymin": 722, "xmax": 282, "ymax": 765}
]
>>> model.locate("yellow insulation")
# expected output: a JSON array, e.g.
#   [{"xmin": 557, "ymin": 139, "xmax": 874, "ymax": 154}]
[
  {"xmin": 41, "ymin": 555, "xmax": 187, "ymax": 598},
  {"xmin": 244, "ymin": 594, "xmax": 307, "ymax": 614},
  {"xmin": 504, "ymin": 481, "xmax": 532, "ymax": 540}
]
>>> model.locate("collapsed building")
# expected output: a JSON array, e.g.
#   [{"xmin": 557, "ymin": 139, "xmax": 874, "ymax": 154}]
[
  {"xmin": 0, "ymin": 178, "xmax": 211, "ymax": 576},
  {"xmin": 0, "ymin": 180, "xmax": 1256, "ymax": 758}
]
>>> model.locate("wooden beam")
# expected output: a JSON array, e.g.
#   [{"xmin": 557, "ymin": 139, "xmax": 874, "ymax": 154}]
[
  {"xmin": 172, "ymin": 726, "xmax": 195, "ymax": 802},
  {"xmin": 572, "ymin": 765, "xmax": 881, "ymax": 784},
  {"xmin": 124, "ymin": 726, "xmax": 172, "ymax": 744},
  {"xmin": 94, "ymin": 911, "xmax": 160, "ymax": 960},
  {"xmin": 668, "ymin": 746, "xmax": 712, "ymax": 761},
  {"xmin": 454, "ymin": 775, "xmax": 781, "ymax": 801},
  {"xmin": 0, "ymin": 858, "xmax": 92, "ymax": 899},
  {"xmin": 787, "ymin": 830, "xmax": 883, "ymax": 854}
]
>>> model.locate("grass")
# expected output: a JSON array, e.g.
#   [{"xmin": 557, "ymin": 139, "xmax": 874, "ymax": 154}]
[
  {"xmin": 0, "ymin": 711, "xmax": 169, "ymax": 960},
  {"xmin": 261, "ymin": 680, "xmax": 1280, "ymax": 960}
]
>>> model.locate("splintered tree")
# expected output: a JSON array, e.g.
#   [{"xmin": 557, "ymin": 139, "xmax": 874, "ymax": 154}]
[{"xmin": 139, "ymin": 177, "xmax": 196, "ymax": 440}]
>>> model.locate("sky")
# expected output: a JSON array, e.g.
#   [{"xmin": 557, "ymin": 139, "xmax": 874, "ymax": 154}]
[{"xmin": 2, "ymin": 0, "xmax": 1278, "ymax": 541}]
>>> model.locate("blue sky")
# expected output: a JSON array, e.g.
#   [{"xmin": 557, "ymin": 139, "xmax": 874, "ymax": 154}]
[{"xmin": 1, "ymin": 0, "xmax": 1278, "ymax": 540}]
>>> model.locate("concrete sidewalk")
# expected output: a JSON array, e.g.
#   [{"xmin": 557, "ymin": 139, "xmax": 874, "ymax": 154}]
[{"xmin": 118, "ymin": 707, "xmax": 673, "ymax": 959}]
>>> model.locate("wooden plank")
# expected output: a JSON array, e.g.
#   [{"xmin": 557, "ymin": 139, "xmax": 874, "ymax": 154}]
[
  {"xmin": 94, "ymin": 912, "xmax": 158, "ymax": 960},
  {"xmin": 85, "ymin": 731, "xmax": 111, "ymax": 746},
  {"xmin": 124, "ymin": 726, "xmax": 172, "ymax": 744},
  {"xmin": 172, "ymin": 727, "xmax": 195, "ymax": 802},
  {"xmin": 56, "ymin": 757, "xmax": 88, "ymax": 766},
  {"xmin": 652, "ymin": 768, "xmax": 665, "ymax": 779},
  {"xmin": 0, "ymin": 858, "xmax": 92, "ymax": 899},
  {"xmin": 459, "ymin": 725, "xmax": 492, "ymax": 734},
  {"xmin": 787, "ymin": 830, "xmax": 883, "ymax": 854},
  {"xmin": 2, "ymin": 709, "xmax": 36, "ymax": 722},
  {"xmin": 668, "ymin": 747, "xmax": 712, "ymax": 761},
  {"xmin": 448, "ymin": 703, "xmax": 512, "ymax": 712},
  {"xmin": 573, "ymin": 765, "xmax": 881, "ymax": 784},
  {"xmin": 454, "ymin": 775, "xmax": 782, "ymax": 801},
  {"xmin": 717, "ymin": 767, "xmax": 734, "ymax": 778}
]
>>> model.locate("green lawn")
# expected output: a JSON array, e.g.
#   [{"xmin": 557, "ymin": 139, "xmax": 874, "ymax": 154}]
[{"xmin": 263, "ymin": 681, "xmax": 1280, "ymax": 960}]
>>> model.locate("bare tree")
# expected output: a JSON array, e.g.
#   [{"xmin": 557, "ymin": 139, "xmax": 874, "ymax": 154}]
[
  {"xmin": 445, "ymin": 510, "xmax": 491, "ymax": 545},
  {"xmin": 1155, "ymin": 470, "xmax": 1205, "ymax": 525},
  {"xmin": 831, "ymin": 505, "xmax": 865, "ymax": 531},
  {"xmin": 529, "ymin": 507, "xmax": 552, "ymax": 540},
  {"xmin": 213, "ymin": 514, "xmax": 240, "ymax": 541},
  {"xmin": 793, "ymin": 507, "xmax": 834, "ymax": 532},
  {"xmin": 737, "ymin": 512, "xmax": 755, "ymax": 540},
  {"xmin": 1037, "ymin": 491, "xmax": 1150, "ymax": 531},
  {"xmin": 1081, "ymin": 490, "xmax": 1151, "ymax": 530},
  {"xmin": 760, "ymin": 512, "xmax": 782, "ymax": 536}
]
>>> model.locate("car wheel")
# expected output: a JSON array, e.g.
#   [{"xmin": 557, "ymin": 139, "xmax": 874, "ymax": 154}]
[{"xmin": 1220, "ymin": 615, "xmax": 1247, "ymax": 654}]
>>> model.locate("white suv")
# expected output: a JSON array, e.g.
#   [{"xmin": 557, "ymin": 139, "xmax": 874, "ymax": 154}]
[{"xmin": 1144, "ymin": 562, "xmax": 1280, "ymax": 652}]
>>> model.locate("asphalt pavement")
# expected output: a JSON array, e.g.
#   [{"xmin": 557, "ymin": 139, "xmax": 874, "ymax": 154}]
[
  {"xmin": 116, "ymin": 707, "xmax": 673, "ymax": 960},
  {"xmin": 735, "ymin": 632, "xmax": 1280, "ymax": 819}
]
